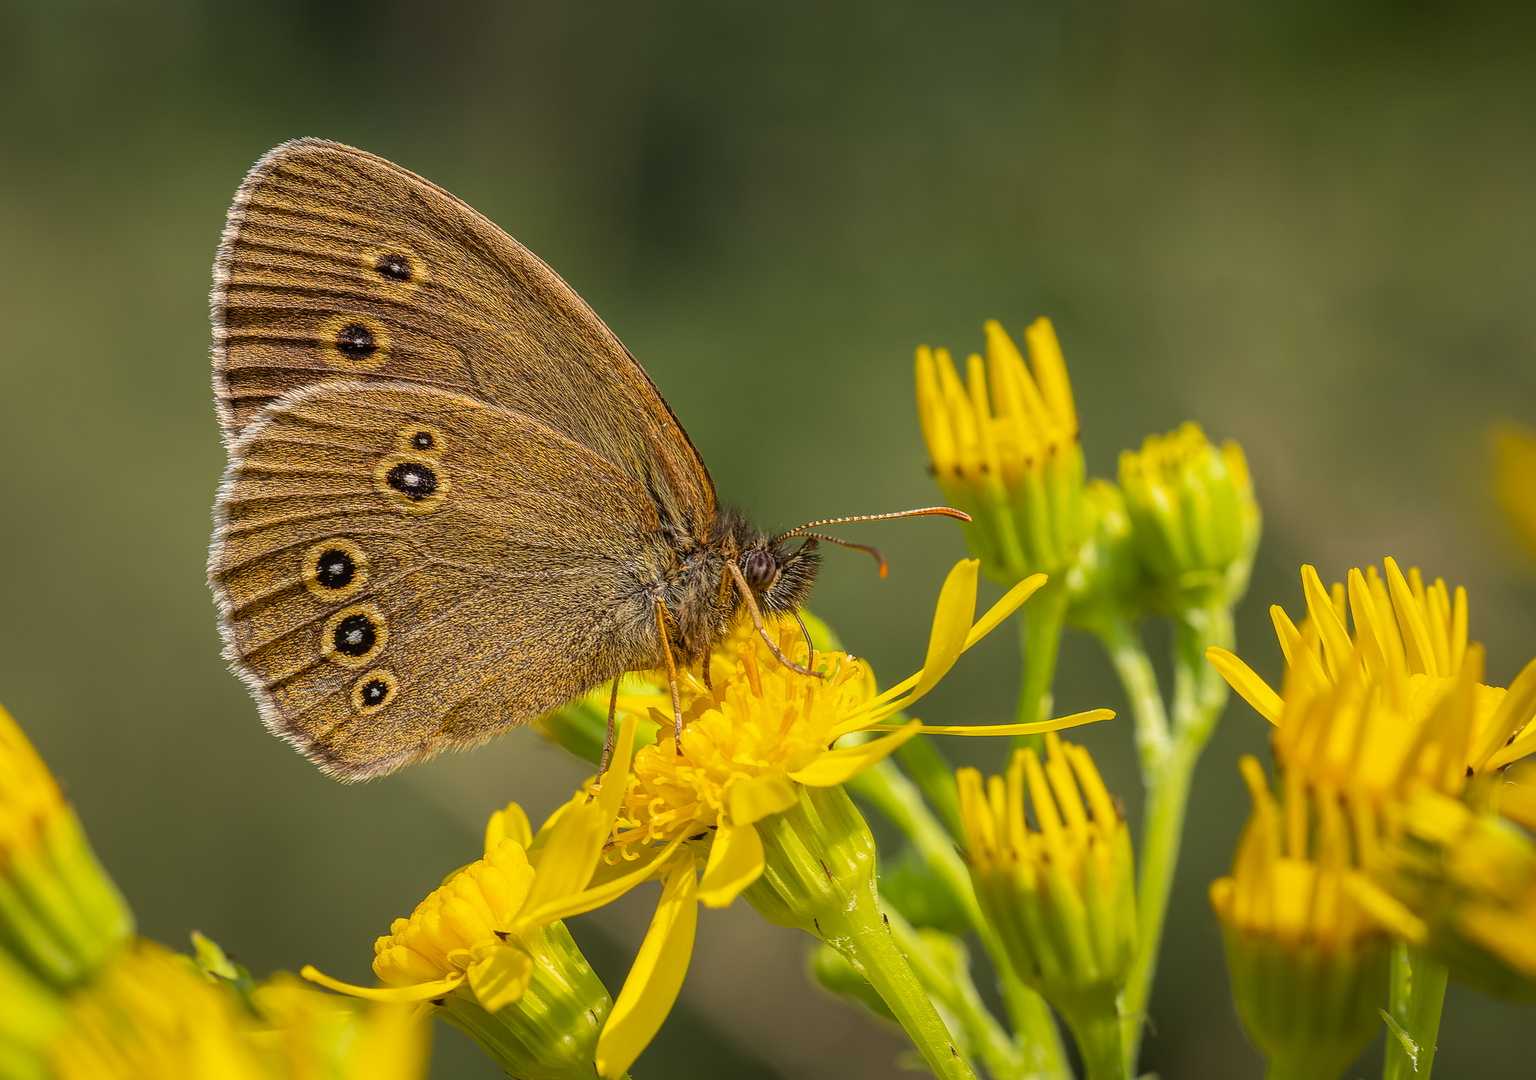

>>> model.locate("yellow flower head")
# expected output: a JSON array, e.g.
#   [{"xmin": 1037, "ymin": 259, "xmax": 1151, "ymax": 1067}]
[
  {"xmin": 956, "ymin": 736, "xmax": 1136, "ymax": 1076},
  {"xmin": 1208, "ymin": 559, "xmax": 1536, "ymax": 794},
  {"xmin": 0, "ymin": 703, "xmax": 132, "ymax": 988},
  {"xmin": 915, "ymin": 319, "xmax": 1087, "ymax": 582},
  {"xmin": 1370, "ymin": 781, "xmax": 1536, "ymax": 1002},
  {"xmin": 1210, "ymin": 757, "xmax": 1405, "ymax": 1080},
  {"xmin": 306, "ymin": 720, "xmax": 670, "ymax": 1080},
  {"xmin": 49, "ymin": 940, "xmax": 427, "ymax": 1080},
  {"xmin": 612, "ymin": 561, "xmax": 1112, "ymax": 910},
  {"xmin": 588, "ymin": 560, "xmax": 1114, "ymax": 1079}
]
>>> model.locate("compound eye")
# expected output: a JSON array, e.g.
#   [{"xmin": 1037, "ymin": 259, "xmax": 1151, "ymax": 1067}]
[{"xmin": 743, "ymin": 549, "xmax": 777, "ymax": 589}]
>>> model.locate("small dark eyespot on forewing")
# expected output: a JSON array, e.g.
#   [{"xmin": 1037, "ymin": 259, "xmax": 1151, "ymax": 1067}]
[
  {"xmin": 374, "ymin": 253, "xmax": 414, "ymax": 282},
  {"xmin": 410, "ymin": 430, "xmax": 435, "ymax": 451},
  {"xmin": 314, "ymin": 548, "xmax": 356, "ymax": 590},
  {"xmin": 358, "ymin": 678, "xmax": 391, "ymax": 708},
  {"xmin": 386, "ymin": 461, "xmax": 437, "ymax": 500},
  {"xmin": 334, "ymin": 613, "xmax": 378, "ymax": 657},
  {"xmin": 335, "ymin": 323, "xmax": 377, "ymax": 359}
]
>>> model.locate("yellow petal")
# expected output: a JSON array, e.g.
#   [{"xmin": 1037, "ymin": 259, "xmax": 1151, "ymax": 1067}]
[
  {"xmin": 866, "ymin": 559, "xmax": 978, "ymax": 713},
  {"xmin": 1206, "ymin": 647, "xmax": 1283, "ymax": 725},
  {"xmin": 595, "ymin": 861, "xmax": 700, "ymax": 1079},
  {"xmin": 697, "ymin": 824, "xmax": 765, "ymax": 907},
  {"xmin": 484, "ymin": 802, "xmax": 532, "ymax": 853},
  {"xmin": 728, "ymin": 774, "xmax": 797, "ymax": 826},
  {"xmin": 962, "ymin": 573, "xmax": 1048, "ymax": 651},
  {"xmin": 342, "ymin": 1002, "xmax": 431, "ymax": 1080},
  {"xmin": 1495, "ymin": 424, "xmax": 1536, "ymax": 558},
  {"xmin": 521, "ymin": 717, "xmax": 639, "ymax": 914},
  {"xmin": 789, "ymin": 723, "xmax": 923, "ymax": 786},
  {"xmin": 893, "ymin": 708, "xmax": 1113, "ymax": 737},
  {"xmin": 466, "ymin": 944, "xmax": 534, "ymax": 1013},
  {"xmin": 300, "ymin": 965, "xmax": 464, "ymax": 1002},
  {"xmin": 519, "ymin": 836, "xmax": 687, "ymax": 928}
]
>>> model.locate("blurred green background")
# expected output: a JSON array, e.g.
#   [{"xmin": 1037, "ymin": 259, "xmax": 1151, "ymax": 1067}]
[{"xmin": 2, "ymin": 2, "xmax": 1535, "ymax": 1076}]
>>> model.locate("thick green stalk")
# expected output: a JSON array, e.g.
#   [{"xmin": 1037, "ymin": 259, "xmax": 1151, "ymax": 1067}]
[
  {"xmin": 885, "ymin": 908, "xmax": 1024, "ymax": 1080},
  {"xmin": 1383, "ymin": 943, "xmax": 1448, "ymax": 1080},
  {"xmin": 1060, "ymin": 1008, "xmax": 1125, "ymax": 1080},
  {"xmin": 820, "ymin": 900, "xmax": 979, "ymax": 1080},
  {"xmin": 1118, "ymin": 604, "xmax": 1232, "ymax": 1075},
  {"xmin": 1017, "ymin": 579, "xmax": 1070, "ymax": 750},
  {"xmin": 849, "ymin": 762, "xmax": 1071, "ymax": 1078}
]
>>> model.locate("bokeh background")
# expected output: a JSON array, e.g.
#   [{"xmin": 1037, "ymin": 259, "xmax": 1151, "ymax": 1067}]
[{"xmin": 3, "ymin": 2, "xmax": 1535, "ymax": 1076}]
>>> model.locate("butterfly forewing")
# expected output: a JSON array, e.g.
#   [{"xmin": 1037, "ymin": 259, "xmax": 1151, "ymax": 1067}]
[{"xmin": 212, "ymin": 138, "xmax": 716, "ymax": 535}]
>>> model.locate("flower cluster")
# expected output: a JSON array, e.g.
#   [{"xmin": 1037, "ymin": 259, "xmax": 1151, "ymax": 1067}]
[
  {"xmin": 1208, "ymin": 558, "xmax": 1536, "ymax": 1077},
  {"xmin": 0, "ymin": 703, "xmax": 430, "ymax": 1080}
]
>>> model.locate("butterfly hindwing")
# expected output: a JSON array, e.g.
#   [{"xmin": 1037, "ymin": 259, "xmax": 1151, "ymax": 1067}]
[{"xmin": 211, "ymin": 380, "xmax": 666, "ymax": 778}]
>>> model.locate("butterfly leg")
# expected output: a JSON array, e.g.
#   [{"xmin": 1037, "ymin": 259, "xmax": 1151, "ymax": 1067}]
[
  {"xmin": 725, "ymin": 562, "xmax": 821, "ymax": 679},
  {"xmin": 598, "ymin": 677, "xmax": 620, "ymax": 777},
  {"xmin": 653, "ymin": 599, "xmax": 685, "ymax": 753}
]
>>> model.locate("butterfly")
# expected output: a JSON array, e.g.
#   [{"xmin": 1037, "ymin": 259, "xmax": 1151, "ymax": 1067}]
[{"xmin": 207, "ymin": 139, "xmax": 962, "ymax": 779}]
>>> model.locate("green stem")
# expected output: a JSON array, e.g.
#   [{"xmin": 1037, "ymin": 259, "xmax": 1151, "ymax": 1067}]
[
  {"xmin": 1383, "ymin": 943, "xmax": 1448, "ymax": 1080},
  {"xmin": 849, "ymin": 762, "xmax": 1071, "ymax": 1078},
  {"xmin": 1093, "ymin": 611, "xmax": 1170, "ymax": 784},
  {"xmin": 886, "ymin": 908, "xmax": 1025, "ymax": 1080},
  {"xmin": 1060, "ymin": 1007, "xmax": 1126, "ymax": 1080},
  {"xmin": 1017, "ymin": 578, "xmax": 1070, "ymax": 751},
  {"xmin": 1118, "ymin": 604, "xmax": 1233, "ymax": 1076},
  {"xmin": 821, "ymin": 902, "xmax": 979, "ymax": 1080},
  {"xmin": 1264, "ymin": 1059, "xmax": 1316, "ymax": 1080}
]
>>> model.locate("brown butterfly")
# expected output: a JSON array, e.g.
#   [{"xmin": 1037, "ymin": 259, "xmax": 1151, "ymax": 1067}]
[{"xmin": 208, "ymin": 139, "xmax": 963, "ymax": 779}]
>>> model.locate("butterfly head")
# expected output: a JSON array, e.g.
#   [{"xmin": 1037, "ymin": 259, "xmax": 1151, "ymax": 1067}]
[{"xmin": 738, "ymin": 535, "xmax": 821, "ymax": 615}]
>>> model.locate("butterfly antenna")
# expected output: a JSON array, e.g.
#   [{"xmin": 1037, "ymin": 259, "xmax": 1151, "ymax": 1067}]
[
  {"xmin": 774, "ymin": 506, "xmax": 970, "ymax": 579},
  {"xmin": 788, "ymin": 532, "xmax": 890, "ymax": 578}
]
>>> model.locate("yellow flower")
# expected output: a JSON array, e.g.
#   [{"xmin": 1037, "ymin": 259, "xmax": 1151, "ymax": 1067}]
[
  {"xmin": 1117, "ymin": 421, "xmax": 1259, "ymax": 611},
  {"xmin": 0, "ymin": 702, "xmax": 133, "ymax": 988},
  {"xmin": 1208, "ymin": 558, "xmax": 1536, "ymax": 793},
  {"xmin": 48, "ymin": 939, "xmax": 427, "ymax": 1080},
  {"xmin": 915, "ymin": 319, "xmax": 1088, "ymax": 584},
  {"xmin": 1210, "ymin": 757, "xmax": 1400, "ymax": 1080},
  {"xmin": 1494, "ymin": 423, "xmax": 1536, "ymax": 559},
  {"xmin": 595, "ymin": 559, "xmax": 1114, "ymax": 1079},
  {"xmin": 613, "ymin": 561, "xmax": 1110, "ymax": 905},
  {"xmin": 957, "ymin": 735, "xmax": 1136, "ymax": 1080},
  {"xmin": 305, "ymin": 718, "xmax": 667, "ymax": 1080},
  {"xmin": 1371, "ymin": 781, "xmax": 1536, "ymax": 1002}
]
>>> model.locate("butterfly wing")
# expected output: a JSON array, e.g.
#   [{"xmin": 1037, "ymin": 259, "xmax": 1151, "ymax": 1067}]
[
  {"xmin": 212, "ymin": 138, "xmax": 715, "ymax": 536},
  {"xmin": 211, "ymin": 381, "xmax": 668, "ymax": 778}
]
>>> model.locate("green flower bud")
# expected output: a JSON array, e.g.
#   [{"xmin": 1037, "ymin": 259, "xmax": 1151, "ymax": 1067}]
[
  {"xmin": 1065, "ymin": 479, "xmax": 1146, "ymax": 632},
  {"xmin": 957, "ymin": 735, "xmax": 1137, "ymax": 1080},
  {"xmin": 1118, "ymin": 422, "xmax": 1259, "ymax": 613}
]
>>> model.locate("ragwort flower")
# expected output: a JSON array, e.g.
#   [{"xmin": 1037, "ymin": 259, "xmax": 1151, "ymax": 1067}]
[
  {"xmin": 597, "ymin": 560, "xmax": 1113, "ymax": 1079},
  {"xmin": 305, "ymin": 719, "xmax": 657, "ymax": 1080},
  {"xmin": 1208, "ymin": 558, "xmax": 1536, "ymax": 791}
]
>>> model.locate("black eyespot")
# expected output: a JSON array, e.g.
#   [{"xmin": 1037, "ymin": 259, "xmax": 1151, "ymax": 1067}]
[
  {"xmin": 374, "ymin": 253, "xmax": 413, "ymax": 282},
  {"xmin": 313, "ymin": 548, "xmax": 356, "ymax": 590},
  {"xmin": 333, "ymin": 613, "xmax": 378, "ymax": 657},
  {"xmin": 386, "ymin": 461, "xmax": 437, "ymax": 500},
  {"xmin": 410, "ymin": 430, "xmax": 435, "ymax": 451},
  {"xmin": 335, "ymin": 323, "xmax": 377, "ymax": 359},
  {"xmin": 743, "ymin": 549, "xmax": 777, "ymax": 589},
  {"xmin": 359, "ymin": 678, "xmax": 391, "ymax": 708}
]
